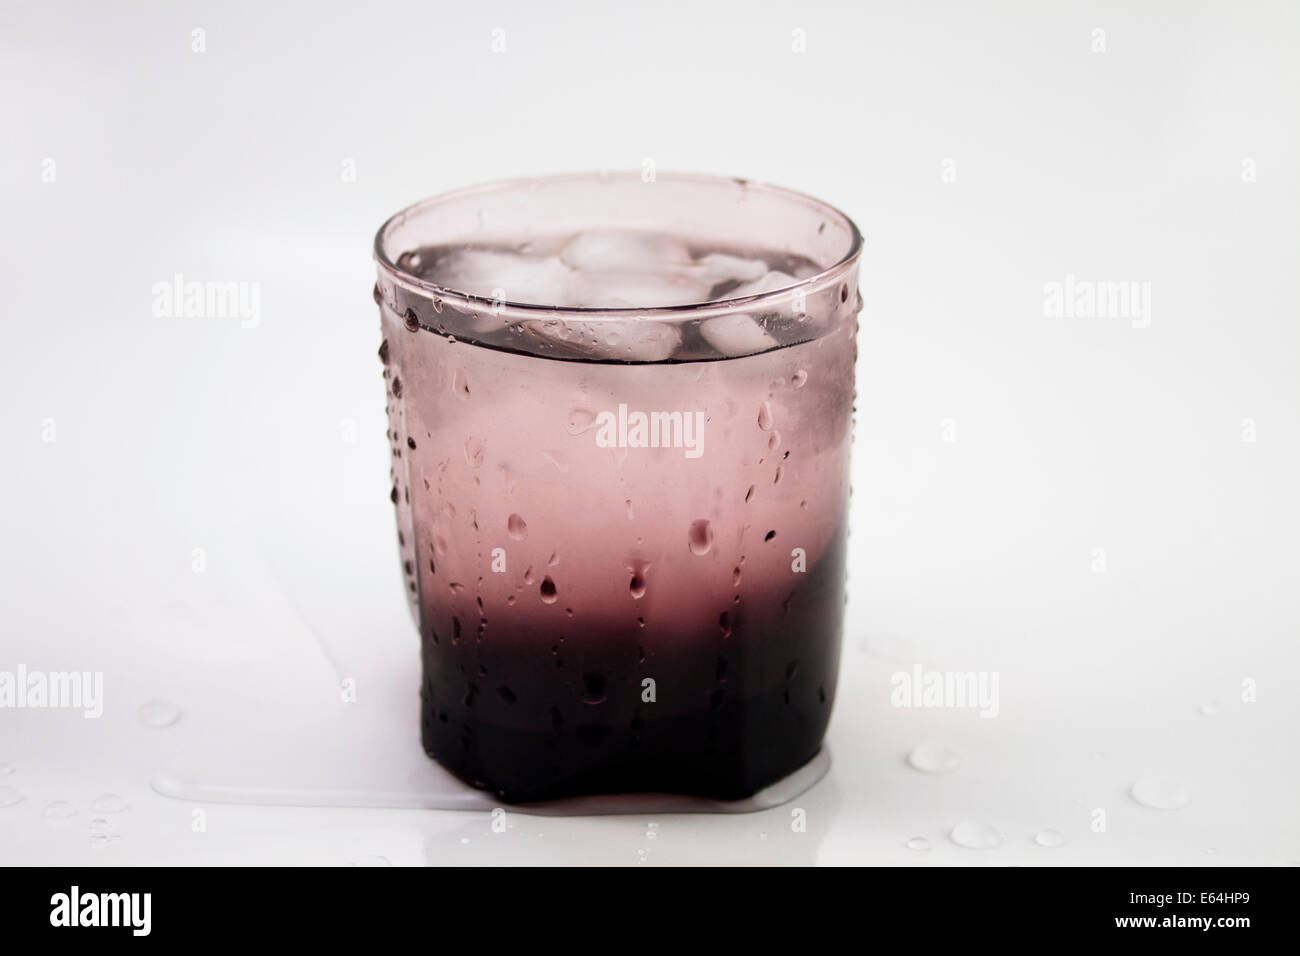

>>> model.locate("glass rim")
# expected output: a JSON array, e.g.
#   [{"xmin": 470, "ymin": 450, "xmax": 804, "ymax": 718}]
[{"xmin": 373, "ymin": 170, "xmax": 863, "ymax": 318}]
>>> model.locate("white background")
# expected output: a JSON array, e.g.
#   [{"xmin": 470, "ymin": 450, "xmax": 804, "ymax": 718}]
[{"xmin": 1, "ymin": 0, "xmax": 1297, "ymax": 865}]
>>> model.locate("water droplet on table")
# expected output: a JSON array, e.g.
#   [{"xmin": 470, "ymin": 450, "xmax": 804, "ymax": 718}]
[
  {"xmin": 1130, "ymin": 774, "xmax": 1191, "ymax": 810},
  {"xmin": 907, "ymin": 741, "xmax": 961, "ymax": 772},
  {"xmin": 43, "ymin": 801, "xmax": 77, "ymax": 820},
  {"xmin": 905, "ymin": 836, "xmax": 932, "ymax": 851},
  {"xmin": 1034, "ymin": 828, "xmax": 1066, "ymax": 848},
  {"xmin": 950, "ymin": 821, "xmax": 1003, "ymax": 850},
  {"xmin": 138, "ymin": 699, "xmax": 181, "ymax": 728},
  {"xmin": 90, "ymin": 793, "xmax": 129, "ymax": 814}
]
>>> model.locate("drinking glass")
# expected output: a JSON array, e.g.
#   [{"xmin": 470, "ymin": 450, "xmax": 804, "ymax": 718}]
[{"xmin": 372, "ymin": 172, "xmax": 861, "ymax": 801}]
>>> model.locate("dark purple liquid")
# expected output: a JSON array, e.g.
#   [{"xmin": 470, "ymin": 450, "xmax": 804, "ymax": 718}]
[{"xmin": 419, "ymin": 532, "xmax": 844, "ymax": 802}]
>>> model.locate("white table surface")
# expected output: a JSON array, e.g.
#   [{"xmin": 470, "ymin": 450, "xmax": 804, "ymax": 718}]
[{"xmin": 2, "ymin": 0, "xmax": 1297, "ymax": 866}]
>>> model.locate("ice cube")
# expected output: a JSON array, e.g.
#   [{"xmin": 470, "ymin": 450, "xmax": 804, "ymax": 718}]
[
  {"xmin": 559, "ymin": 231, "xmax": 735, "ymax": 307},
  {"xmin": 602, "ymin": 319, "xmax": 682, "ymax": 361},
  {"xmin": 726, "ymin": 270, "xmax": 801, "ymax": 298},
  {"xmin": 691, "ymin": 252, "xmax": 769, "ymax": 285},
  {"xmin": 521, "ymin": 317, "xmax": 681, "ymax": 362},
  {"xmin": 428, "ymin": 247, "xmax": 573, "ymax": 306},
  {"xmin": 698, "ymin": 313, "xmax": 779, "ymax": 357},
  {"xmin": 566, "ymin": 269, "xmax": 715, "ymax": 309},
  {"xmin": 560, "ymin": 230, "xmax": 692, "ymax": 272}
]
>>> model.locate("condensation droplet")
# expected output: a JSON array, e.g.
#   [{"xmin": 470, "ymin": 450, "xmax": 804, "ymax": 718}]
[
  {"xmin": 507, "ymin": 514, "xmax": 528, "ymax": 540},
  {"xmin": 43, "ymin": 800, "xmax": 77, "ymax": 820},
  {"xmin": 905, "ymin": 836, "xmax": 931, "ymax": 851},
  {"xmin": 950, "ymin": 821, "xmax": 1003, "ymax": 850},
  {"xmin": 791, "ymin": 369, "xmax": 808, "ymax": 388},
  {"xmin": 768, "ymin": 431, "xmax": 781, "ymax": 451},
  {"xmin": 138, "ymin": 698, "xmax": 181, "ymax": 728},
  {"xmin": 688, "ymin": 519, "xmax": 713, "ymax": 555},
  {"xmin": 464, "ymin": 436, "xmax": 485, "ymax": 467},
  {"xmin": 1035, "ymin": 828, "xmax": 1066, "ymax": 848},
  {"xmin": 629, "ymin": 573, "xmax": 647, "ymax": 600},
  {"xmin": 583, "ymin": 673, "xmax": 607, "ymax": 703},
  {"xmin": 453, "ymin": 368, "xmax": 471, "ymax": 399},
  {"xmin": 757, "ymin": 401, "xmax": 774, "ymax": 431},
  {"xmin": 539, "ymin": 576, "xmax": 558, "ymax": 604},
  {"xmin": 907, "ymin": 742, "xmax": 961, "ymax": 773},
  {"xmin": 90, "ymin": 793, "xmax": 129, "ymax": 814},
  {"xmin": 1130, "ymin": 774, "xmax": 1192, "ymax": 810},
  {"xmin": 567, "ymin": 409, "xmax": 596, "ymax": 434}
]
